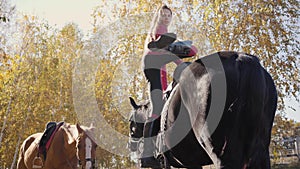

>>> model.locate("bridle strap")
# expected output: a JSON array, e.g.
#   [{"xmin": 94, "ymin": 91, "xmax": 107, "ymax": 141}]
[
  {"xmin": 78, "ymin": 158, "xmax": 96, "ymax": 168},
  {"xmin": 78, "ymin": 158, "xmax": 94, "ymax": 164},
  {"xmin": 85, "ymin": 158, "xmax": 93, "ymax": 161}
]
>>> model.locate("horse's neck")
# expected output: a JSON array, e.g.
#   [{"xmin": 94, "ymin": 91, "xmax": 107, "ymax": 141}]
[{"xmin": 46, "ymin": 129, "xmax": 77, "ymax": 167}]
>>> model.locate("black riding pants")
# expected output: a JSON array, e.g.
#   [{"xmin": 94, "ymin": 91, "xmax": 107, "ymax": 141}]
[{"xmin": 143, "ymin": 53, "xmax": 183, "ymax": 117}]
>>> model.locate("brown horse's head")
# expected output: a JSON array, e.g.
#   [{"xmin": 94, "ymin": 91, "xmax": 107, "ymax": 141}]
[{"xmin": 75, "ymin": 123, "xmax": 97, "ymax": 169}]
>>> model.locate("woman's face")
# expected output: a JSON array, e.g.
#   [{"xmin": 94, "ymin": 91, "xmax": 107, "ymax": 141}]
[{"xmin": 159, "ymin": 8, "xmax": 172, "ymax": 26}]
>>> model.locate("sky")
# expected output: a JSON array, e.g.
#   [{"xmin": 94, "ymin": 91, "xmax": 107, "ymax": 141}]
[
  {"xmin": 11, "ymin": 0, "xmax": 300, "ymax": 122},
  {"xmin": 284, "ymin": 98, "xmax": 300, "ymax": 122},
  {"xmin": 12, "ymin": 0, "xmax": 101, "ymax": 32}
]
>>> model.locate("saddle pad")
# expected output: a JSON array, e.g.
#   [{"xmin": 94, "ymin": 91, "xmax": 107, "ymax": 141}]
[
  {"xmin": 45, "ymin": 122, "xmax": 64, "ymax": 150},
  {"xmin": 38, "ymin": 121, "xmax": 64, "ymax": 159}
]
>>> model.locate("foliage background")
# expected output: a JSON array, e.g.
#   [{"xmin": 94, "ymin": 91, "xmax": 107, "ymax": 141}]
[{"xmin": 0, "ymin": 0, "xmax": 299, "ymax": 168}]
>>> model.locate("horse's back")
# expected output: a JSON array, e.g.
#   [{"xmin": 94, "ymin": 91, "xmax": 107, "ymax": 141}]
[{"xmin": 17, "ymin": 133, "xmax": 42, "ymax": 169}]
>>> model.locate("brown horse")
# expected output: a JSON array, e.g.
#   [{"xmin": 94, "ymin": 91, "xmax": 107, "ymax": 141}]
[{"xmin": 17, "ymin": 123, "xmax": 97, "ymax": 169}]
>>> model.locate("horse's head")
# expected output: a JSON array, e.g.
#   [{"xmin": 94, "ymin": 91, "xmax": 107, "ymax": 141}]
[
  {"xmin": 75, "ymin": 124, "xmax": 97, "ymax": 169},
  {"xmin": 128, "ymin": 97, "xmax": 150, "ymax": 152}
]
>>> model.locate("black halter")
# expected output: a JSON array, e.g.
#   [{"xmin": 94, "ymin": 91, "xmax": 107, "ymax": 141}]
[
  {"xmin": 78, "ymin": 158, "xmax": 96, "ymax": 169},
  {"xmin": 128, "ymin": 114, "xmax": 145, "ymax": 154}
]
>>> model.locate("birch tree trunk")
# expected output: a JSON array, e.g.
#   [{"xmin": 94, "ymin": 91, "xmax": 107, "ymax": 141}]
[
  {"xmin": 0, "ymin": 97, "xmax": 12, "ymax": 148},
  {"xmin": 10, "ymin": 135, "xmax": 21, "ymax": 169},
  {"xmin": 10, "ymin": 110, "xmax": 29, "ymax": 169}
]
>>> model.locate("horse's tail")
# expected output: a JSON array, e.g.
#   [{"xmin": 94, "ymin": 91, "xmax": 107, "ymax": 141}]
[{"xmin": 237, "ymin": 53, "xmax": 276, "ymax": 166}]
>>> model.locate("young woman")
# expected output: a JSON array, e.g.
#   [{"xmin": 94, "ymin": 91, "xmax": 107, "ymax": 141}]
[{"xmin": 141, "ymin": 4, "xmax": 197, "ymax": 168}]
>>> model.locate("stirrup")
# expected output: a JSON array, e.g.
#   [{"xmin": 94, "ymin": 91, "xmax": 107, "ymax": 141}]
[{"xmin": 32, "ymin": 156, "xmax": 43, "ymax": 168}]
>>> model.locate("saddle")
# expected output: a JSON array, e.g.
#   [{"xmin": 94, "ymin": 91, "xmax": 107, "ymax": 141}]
[{"xmin": 38, "ymin": 121, "xmax": 64, "ymax": 160}]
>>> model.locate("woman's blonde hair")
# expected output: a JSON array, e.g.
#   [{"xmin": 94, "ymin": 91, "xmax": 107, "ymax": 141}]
[
  {"xmin": 144, "ymin": 4, "xmax": 172, "ymax": 52},
  {"xmin": 149, "ymin": 4, "xmax": 172, "ymax": 40}
]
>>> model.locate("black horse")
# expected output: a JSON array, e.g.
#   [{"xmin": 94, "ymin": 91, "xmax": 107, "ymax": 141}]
[{"xmin": 128, "ymin": 51, "xmax": 277, "ymax": 169}]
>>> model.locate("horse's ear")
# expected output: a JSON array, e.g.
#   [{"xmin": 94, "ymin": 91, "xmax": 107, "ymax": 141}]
[
  {"xmin": 89, "ymin": 123, "xmax": 96, "ymax": 132},
  {"xmin": 76, "ymin": 123, "xmax": 84, "ymax": 133},
  {"xmin": 129, "ymin": 97, "xmax": 139, "ymax": 109}
]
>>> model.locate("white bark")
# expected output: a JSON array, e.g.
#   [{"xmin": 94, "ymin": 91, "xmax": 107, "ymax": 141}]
[{"xmin": 0, "ymin": 97, "xmax": 12, "ymax": 148}]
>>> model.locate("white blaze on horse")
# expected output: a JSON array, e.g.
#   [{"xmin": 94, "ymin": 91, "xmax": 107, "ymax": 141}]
[{"xmin": 17, "ymin": 122, "xmax": 97, "ymax": 169}]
